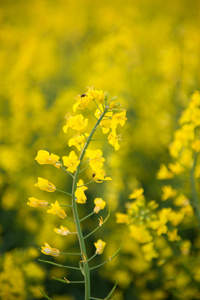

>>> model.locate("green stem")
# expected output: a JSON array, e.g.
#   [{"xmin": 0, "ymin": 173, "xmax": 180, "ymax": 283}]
[
  {"xmin": 39, "ymin": 259, "xmax": 81, "ymax": 270},
  {"xmin": 90, "ymin": 244, "xmax": 122, "ymax": 271},
  {"xmin": 38, "ymin": 288, "xmax": 53, "ymax": 300},
  {"xmin": 80, "ymin": 211, "xmax": 95, "ymax": 222},
  {"xmin": 84, "ymin": 210, "xmax": 110, "ymax": 239},
  {"xmin": 56, "ymin": 188, "xmax": 72, "ymax": 196},
  {"xmin": 71, "ymin": 108, "xmax": 107, "ymax": 300},
  {"xmin": 52, "ymin": 276, "xmax": 85, "ymax": 284},
  {"xmin": 190, "ymin": 152, "xmax": 200, "ymax": 228}
]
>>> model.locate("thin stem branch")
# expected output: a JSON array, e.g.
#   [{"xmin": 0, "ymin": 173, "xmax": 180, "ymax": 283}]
[
  {"xmin": 52, "ymin": 276, "xmax": 85, "ymax": 284},
  {"xmin": 80, "ymin": 211, "xmax": 95, "ymax": 222},
  {"xmin": 84, "ymin": 210, "xmax": 111, "ymax": 239},
  {"xmin": 38, "ymin": 288, "xmax": 52, "ymax": 300},
  {"xmin": 56, "ymin": 188, "xmax": 72, "ymax": 196},
  {"xmin": 38, "ymin": 259, "xmax": 81, "ymax": 270},
  {"xmin": 61, "ymin": 165, "xmax": 74, "ymax": 178},
  {"xmin": 90, "ymin": 244, "xmax": 123, "ymax": 271}
]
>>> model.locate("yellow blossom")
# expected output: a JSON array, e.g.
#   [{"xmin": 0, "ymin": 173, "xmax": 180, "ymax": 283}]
[
  {"xmin": 168, "ymin": 211, "xmax": 184, "ymax": 226},
  {"xmin": 54, "ymin": 226, "xmax": 70, "ymax": 236},
  {"xmin": 161, "ymin": 185, "xmax": 177, "ymax": 201},
  {"xmin": 86, "ymin": 149, "xmax": 105, "ymax": 171},
  {"xmin": 68, "ymin": 133, "xmax": 89, "ymax": 151},
  {"xmin": 156, "ymin": 164, "xmax": 174, "ymax": 180},
  {"xmin": 62, "ymin": 151, "xmax": 80, "ymax": 173},
  {"xmin": 191, "ymin": 90, "xmax": 200, "ymax": 107},
  {"xmin": 27, "ymin": 197, "xmax": 48, "ymax": 208},
  {"xmin": 167, "ymin": 229, "xmax": 181, "ymax": 242},
  {"xmin": 111, "ymin": 110, "xmax": 127, "ymax": 130},
  {"xmin": 116, "ymin": 212, "xmax": 130, "ymax": 224},
  {"xmin": 100, "ymin": 111, "xmax": 113, "ymax": 134},
  {"xmin": 35, "ymin": 150, "xmax": 61, "ymax": 168},
  {"xmin": 192, "ymin": 140, "xmax": 200, "ymax": 152},
  {"xmin": 73, "ymin": 94, "xmax": 91, "ymax": 112},
  {"xmin": 108, "ymin": 130, "xmax": 121, "ymax": 151},
  {"xmin": 87, "ymin": 87, "xmax": 104, "ymax": 103},
  {"xmin": 47, "ymin": 201, "xmax": 66, "ymax": 219},
  {"xmin": 94, "ymin": 198, "xmax": 106, "ymax": 213},
  {"xmin": 173, "ymin": 194, "xmax": 190, "ymax": 206},
  {"xmin": 93, "ymin": 169, "xmax": 112, "ymax": 183},
  {"xmin": 129, "ymin": 224, "xmax": 153, "ymax": 243},
  {"xmin": 180, "ymin": 240, "xmax": 191, "ymax": 256},
  {"xmin": 41, "ymin": 242, "xmax": 60, "ymax": 256},
  {"xmin": 129, "ymin": 188, "xmax": 144, "ymax": 199},
  {"xmin": 94, "ymin": 239, "xmax": 106, "ymax": 254},
  {"xmin": 34, "ymin": 177, "xmax": 56, "ymax": 192},
  {"xmin": 141, "ymin": 242, "xmax": 159, "ymax": 261},
  {"xmin": 168, "ymin": 162, "xmax": 185, "ymax": 175},
  {"xmin": 63, "ymin": 113, "xmax": 88, "ymax": 134},
  {"xmin": 75, "ymin": 179, "xmax": 88, "ymax": 204},
  {"xmin": 98, "ymin": 216, "xmax": 104, "ymax": 226}
]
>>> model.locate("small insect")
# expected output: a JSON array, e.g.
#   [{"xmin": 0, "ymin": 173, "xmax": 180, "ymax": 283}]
[{"xmin": 81, "ymin": 93, "xmax": 87, "ymax": 98}]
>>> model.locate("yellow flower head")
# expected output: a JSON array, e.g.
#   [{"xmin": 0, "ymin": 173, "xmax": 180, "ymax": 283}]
[
  {"xmin": 94, "ymin": 198, "xmax": 106, "ymax": 214},
  {"xmin": 116, "ymin": 212, "xmax": 130, "ymax": 224},
  {"xmin": 68, "ymin": 133, "xmax": 89, "ymax": 151},
  {"xmin": 108, "ymin": 130, "xmax": 121, "ymax": 151},
  {"xmin": 167, "ymin": 229, "xmax": 181, "ymax": 242},
  {"xmin": 34, "ymin": 177, "xmax": 56, "ymax": 192},
  {"xmin": 156, "ymin": 164, "xmax": 174, "ymax": 180},
  {"xmin": 63, "ymin": 113, "xmax": 88, "ymax": 134},
  {"xmin": 75, "ymin": 179, "xmax": 88, "ymax": 204},
  {"xmin": 94, "ymin": 239, "xmax": 106, "ymax": 254},
  {"xmin": 161, "ymin": 185, "xmax": 177, "ymax": 201},
  {"xmin": 27, "ymin": 197, "xmax": 48, "ymax": 208},
  {"xmin": 47, "ymin": 201, "xmax": 66, "ymax": 219},
  {"xmin": 111, "ymin": 110, "xmax": 127, "ymax": 130},
  {"xmin": 62, "ymin": 151, "xmax": 80, "ymax": 173},
  {"xmin": 100, "ymin": 111, "xmax": 113, "ymax": 134},
  {"xmin": 87, "ymin": 87, "xmax": 104, "ymax": 103},
  {"xmin": 86, "ymin": 149, "xmax": 105, "ymax": 171},
  {"xmin": 93, "ymin": 169, "xmax": 112, "ymax": 183},
  {"xmin": 168, "ymin": 162, "xmax": 185, "ymax": 175},
  {"xmin": 54, "ymin": 226, "xmax": 70, "ymax": 236},
  {"xmin": 129, "ymin": 188, "xmax": 144, "ymax": 199},
  {"xmin": 41, "ymin": 242, "xmax": 60, "ymax": 256},
  {"xmin": 73, "ymin": 94, "xmax": 91, "ymax": 112},
  {"xmin": 192, "ymin": 140, "xmax": 200, "ymax": 152},
  {"xmin": 35, "ymin": 150, "xmax": 61, "ymax": 168},
  {"xmin": 98, "ymin": 216, "xmax": 104, "ymax": 226}
]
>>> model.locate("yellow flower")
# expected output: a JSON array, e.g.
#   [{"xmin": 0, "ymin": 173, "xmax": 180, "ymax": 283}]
[
  {"xmin": 75, "ymin": 179, "xmax": 88, "ymax": 204},
  {"xmin": 68, "ymin": 133, "xmax": 89, "ymax": 151},
  {"xmin": 161, "ymin": 185, "xmax": 177, "ymax": 201},
  {"xmin": 87, "ymin": 87, "xmax": 104, "ymax": 103},
  {"xmin": 35, "ymin": 150, "xmax": 61, "ymax": 168},
  {"xmin": 116, "ymin": 213, "xmax": 130, "ymax": 224},
  {"xmin": 93, "ymin": 169, "xmax": 112, "ymax": 183},
  {"xmin": 141, "ymin": 242, "xmax": 159, "ymax": 261},
  {"xmin": 98, "ymin": 216, "xmax": 104, "ymax": 226},
  {"xmin": 94, "ymin": 198, "xmax": 106, "ymax": 213},
  {"xmin": 108, "ymin": 130, "xmax": 121, "ymax": 151},
  {"xmin": 86, "ymin": 149, "xmax": 105, "ymax": 171},
  {"xmin": 34, "ymin": 177, "xmax": 56, "ymax": 192},
  {"xmin": 47, "ymin": 201, "xmax": 66, "ymax": 219},
  {"xmin": 63, "ymin": 113, "xmax": 88, "ymax": 134},
  {"xmin": 100, "ymin": 111, "xmax": 113, "ymax": 134},
  {"xmin": 129, "ymin": 188, "xmax": 144, "ymax": 199},
  {"xmin": 168, "ymin": 211, "xmax": 184, "ymax": 226},
  {"xmin": 111, "ymin": 110, "xmax": 127, "ymax": 130},
  {"xmin": 167, "ymin": 229, "xmax": 181, "ymax": 242},
  {"xmin": 192, "ymin": 140, "xmax": 200, "ymax": 152},
  {"xmin": 156, "ymin": 164, "xmax": 174, "ymax": 180},
  {"xmin": 94, "ymin": 239, "xmax": 106, "ymax": 254},
  {"xmin": 41, "ymin": 242, "xmax": 60, "ymax": 256},
  {"xmin": 62, "ymin": 151, "xmax": 80, "ymax": 173},
  {"xmin": 27, "ymin": 197, "xmax": 48, "ymax": 208},
  {"xmin": 129, "ymin": 224, "xmax": 153, "ymax": 243},
  {"xmin": 73, "ymin": 94, "xmax": 91, "ymax": 112},
  {"xmin": 168, "ymin": 162, "xmax": 185, "ymax": 175},
  {"xmin": 54, "ymin": 226, "xmax": 70, "ymax": 236}
]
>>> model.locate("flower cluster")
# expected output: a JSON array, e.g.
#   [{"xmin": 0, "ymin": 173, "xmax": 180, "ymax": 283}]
[{"xmin": 27, "ymin": 88, "xmax": 127, "ymax": 299}]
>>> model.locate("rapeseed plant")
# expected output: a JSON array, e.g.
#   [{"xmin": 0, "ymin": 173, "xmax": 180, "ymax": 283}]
[{"xmin": 28, "ymin": 87, "xmax": 127, "ymax": 300}]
